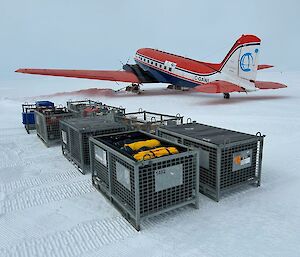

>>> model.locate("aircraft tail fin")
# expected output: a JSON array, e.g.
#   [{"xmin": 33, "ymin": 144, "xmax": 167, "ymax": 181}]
[{"xmin": 220, "ymin": 34, "xmax": 261, "ymax": 81}]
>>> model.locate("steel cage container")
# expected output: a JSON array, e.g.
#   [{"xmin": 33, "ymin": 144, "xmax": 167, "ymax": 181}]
[
  {"xmin": 60, "ymin": 117, "xmax": 128, "ymax": 174},
  {"xmin": 89, "ymin": 130, "xmax": 199, "ymax": 230},
  {"xmin": 116, "ymin": 109, "xmax": 184, "ymax": 134},
  {"xmin": 35, "ymin": 107, "xmax": 74, "ymax": 147},
  {"xmin": 157, "ymin": 123, "xmax": 265, "ymax": 201}
]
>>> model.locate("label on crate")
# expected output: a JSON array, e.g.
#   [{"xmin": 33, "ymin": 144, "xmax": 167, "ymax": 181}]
[
  {"xmin": 232, "ymin": 149, "xmax": 253, "ymax": 171},
  {"xmin": 95, "ymin": 146, "xmax": 107, "ymax": 167},
  {"xmin": 116, "ymin": 162, "xmax": 131, "ymax": 191},
  {"xmin": 155, "ymin": 164, "xmax": 183, "ymax": 192},
  {"xmin": 61, "ymin": 130, "xmax": 67, "ymax": 144}
]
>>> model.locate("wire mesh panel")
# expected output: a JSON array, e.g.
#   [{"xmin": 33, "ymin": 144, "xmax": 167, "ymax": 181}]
[
  {"xmin": 70, "ymin": 129, "xmax": 81, "ymax": 164},
  {"xmin": 60, "ymin": 117, "xmax": 128, "ymax": 174},
  {"xmin": 157, "ymin": 123, "xmax": 265, "ymax": 201},
  {"xmin": 138, "ymin": 154, "xmax": 196, "ymax": 216},
  {"xmin": 116, "ymin": 110, "xmax": 183, "ymax": 134},
  {"xmin": 35, "ymin": 107, "xmax": 74, "ymax": 147},
  {"xmin": 110, "ymin": 154, "xmax": 136, "ymax": 213},
  {"xmin": 180, "ymin": 138, "xmax": 217, "ymax": 195},
  {"xmin": 35, "ymin": 111, "xmax": 47, "ymax": 142},
  {"xmin": 90, "ymin": 130, "xmax": 199, "ymax": 231},
  {"xmin": 67, "ymin": 99, "xmax": 125, "ymax": 117},
  {"xmin": 220, "ymin": 142, "xmax": 258, "ymax": 189}
]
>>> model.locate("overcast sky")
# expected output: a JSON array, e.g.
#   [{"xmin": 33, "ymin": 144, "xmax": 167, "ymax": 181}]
[{"xmin": 1, "ymin": 0, "xmax": 299, "ymax": 78}]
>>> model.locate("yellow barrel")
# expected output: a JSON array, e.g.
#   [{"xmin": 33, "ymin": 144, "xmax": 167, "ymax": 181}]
[
  {"xmin": 124, "ymin": 139, "xmax": 161, "ymax": 151},
  {"xmin": 133, "ymin": 147, "xmax": 179, "ymax": 161}
]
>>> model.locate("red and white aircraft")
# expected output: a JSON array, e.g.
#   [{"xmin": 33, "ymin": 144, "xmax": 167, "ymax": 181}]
[{"xmin": 16, "ymin": 34, "xmax": 286, "ymax": 98}]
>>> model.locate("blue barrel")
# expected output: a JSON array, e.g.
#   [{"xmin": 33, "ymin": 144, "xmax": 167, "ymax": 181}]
[
  {"xmin": 22, "ymin": 111, "xmax": 35, "ymax": 124},
  {"xmin": 36, "ymin": 101, "xmax": 54, "ymax": 107}
]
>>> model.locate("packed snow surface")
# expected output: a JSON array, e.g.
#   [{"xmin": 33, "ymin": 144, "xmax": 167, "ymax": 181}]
[{"xmin": 0, "ymin": 71, "xmax": 299, "ymax": 257}]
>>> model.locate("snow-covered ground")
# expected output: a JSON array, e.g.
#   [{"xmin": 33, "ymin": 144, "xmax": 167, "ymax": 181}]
[{"xmin": 0, "ymin": 71, "xmax": 299, "ymax": 257}]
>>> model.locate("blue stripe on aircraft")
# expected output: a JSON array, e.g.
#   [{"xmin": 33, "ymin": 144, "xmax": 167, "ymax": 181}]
[{"xmin": 136, "ymin": 61, "xmax": 199, "ymax": 88}]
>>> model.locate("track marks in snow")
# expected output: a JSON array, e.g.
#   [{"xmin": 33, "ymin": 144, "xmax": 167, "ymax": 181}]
[
  {"xmin": 0, "ymin": 140, "xmax": 33, "ymax": 169},
  {"xmin": 1, "ymin": 179, "xmax": 96, "ymax": 214},
  {"xmin": 0, "ymin": 216, "xmax": 137, "ymax": 257},
  {"xmin": 143, "ymin": 206, "xmax": 193, "ymax": 229},
  {"xmin": 0, "ymin": 169, "xmax": 80, "ymax": 193}
]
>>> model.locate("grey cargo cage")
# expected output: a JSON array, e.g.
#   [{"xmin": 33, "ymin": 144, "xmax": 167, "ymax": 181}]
[{"xmin": 157, "ymin": 122, "xmax": 265, "ymax": 201}]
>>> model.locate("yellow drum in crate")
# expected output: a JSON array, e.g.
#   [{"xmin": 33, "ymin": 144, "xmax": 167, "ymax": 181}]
[
  {"xmin": 124, "ymin": 139, "xmax": 161, "ymax": 151},
  {"xmin": 133, "ymin": 147, "xmax": 179, "ymax": 161}
]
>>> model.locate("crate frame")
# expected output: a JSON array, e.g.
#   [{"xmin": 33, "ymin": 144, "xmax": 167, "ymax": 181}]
[
  {"xmin": 89, "ymin": 130, "xmax": 199, "ymax": 231},
  {"xmin": 35, "ymin": 107, "xmax": 74, "ymax": 147},
  {"xmin": 60, "ymin": 117, "xmax": 128, "ymax": 174},
  {"xmin": 117, "ymin": 109, "xmax": 183, "ymax": 133},
  {"xmin": 67, "ymin": 99, "xmax": 125, "ymax": 117},
  {"xmin": 157, "ymin": 123, "xmax": 265, "ymax": 201}
]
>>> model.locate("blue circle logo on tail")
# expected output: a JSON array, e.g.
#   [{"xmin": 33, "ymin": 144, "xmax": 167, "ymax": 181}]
[{"xmin": 240, "ymin": 52, "xmax": 254, "ymax": 72}]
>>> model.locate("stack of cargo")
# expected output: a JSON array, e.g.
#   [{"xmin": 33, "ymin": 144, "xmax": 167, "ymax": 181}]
[
  {"xmin": 116, "ymin": 109, "xmax": 183, "ymax": 133},
  {"xmin": 20, "ymin": 99, "xmax": 267, "ymax": 231},
  {"xmin": 60, "ymin": 116, "xmax": 128, "ymax": 174},
  {"xmin": 35, "ymin": 104, "xmax": 74, "ymax": 147},
  {"xmin": 89, "ymin": 130, "xmax": 199, "ymax": 230},
  {"xmin": 157, "ymin": 122, "xmax": 265, "ymax": 201}
]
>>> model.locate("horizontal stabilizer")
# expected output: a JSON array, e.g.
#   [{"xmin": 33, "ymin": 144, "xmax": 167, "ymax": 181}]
[
  {"xmin": 255, "ymin": 81, "xmax": 287, "ymax": 89},
  {"xmin": 258, "ymin": 64, "xmax": 274, "ymax": 70},
  {"xmin": 15, "ymin": 69, "xmax": 141, "ymax": 83},
  {"xmin": 193, "ymin": 81, "xmax": 245, "ymax": 94}
]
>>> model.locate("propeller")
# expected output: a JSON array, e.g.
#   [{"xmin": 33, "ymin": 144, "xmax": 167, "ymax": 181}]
[
  {"xmin": 115, "ymin": 56, "xmax": 139, "ymax": 92},
  {"xmin": 114, "ymin": 81, "xmax": 128, "ymax": 92},
  {"xmin": 119, "ymin": 56, "xmax": 131, "ymax": 70}
]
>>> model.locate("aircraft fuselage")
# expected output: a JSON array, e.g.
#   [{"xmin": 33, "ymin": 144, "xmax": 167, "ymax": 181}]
[{"xmin": 134, "ymin": 48, "xmax": 218, "ymax": 88}]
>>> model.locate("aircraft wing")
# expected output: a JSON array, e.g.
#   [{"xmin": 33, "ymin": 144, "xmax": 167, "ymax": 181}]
[
  {"xmin": 193, "ymin": 81, "xmax": 246, "ymax": 93},
  {"xmin": 15, "ymin": 68, "xmax": 142, "ymax": 83},
  {"xmin": 255, "ymin": 81, "xmax": 287, "ymax": 89},
  {"xmin": 257, "ymin": 64, "xmax": 274, "ymax": 70}
]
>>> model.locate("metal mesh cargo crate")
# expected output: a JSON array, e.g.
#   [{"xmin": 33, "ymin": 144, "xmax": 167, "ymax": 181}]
[
  {"xmin": 157, "ymin": 122, "xmax": 265, "ymax": 201},
  {"xmin": 116, "ymin": 109, "xmax": 183, "ymax": 133},
  {"xmin": 89, "ymin": 130, "xmax": 199, "ymax": 230},
  {"xmin": 22, "ymin": 103, "xmax": 36, "ymax": 133},
  {"xmin": 67, "ymin": 99, "xmax": 125, "ymax": 117},
  {"xmin": 35, "ymin": 107, "xmax": 74, "ymax": 147},
  {"xmin": 60, "ymin": 117, "xmax": 128, "ymax": 174}
]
